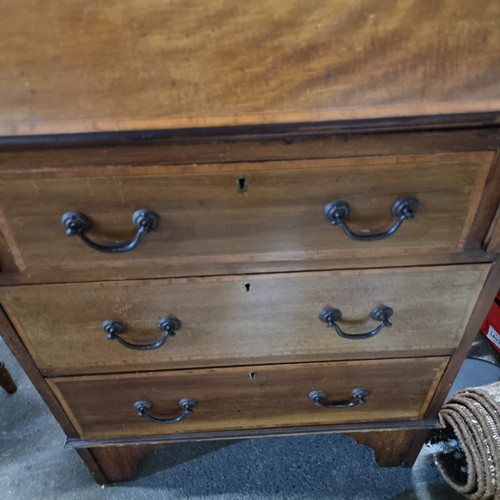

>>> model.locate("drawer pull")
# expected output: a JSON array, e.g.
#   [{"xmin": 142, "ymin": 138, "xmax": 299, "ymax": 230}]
[
  {"xmin": 324, "ymin": 196, "xmax": 418, "ymax": 242},
  {"xmin": 134, "ymin": 398, "xmax": 197, "ymax": 424},
  {"xmin": 102, "ymin": 317, "xmax": 182, "ymax": 350},
  {"xmin": 309, "ymin": 388, "xmax": 368, "ymax": 409},
  {"xmin": 61, "ymin": 209, "xmax": 160, "ymax": 253},
  {"xmin": 319, "ymin": 305, "xmax": 393, "ymax": 340}
]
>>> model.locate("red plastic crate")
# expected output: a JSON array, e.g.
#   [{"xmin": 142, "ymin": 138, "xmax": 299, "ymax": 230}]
[{"xmin": 481, "ymin": 290, "xmax": 500, "ymax": 353}]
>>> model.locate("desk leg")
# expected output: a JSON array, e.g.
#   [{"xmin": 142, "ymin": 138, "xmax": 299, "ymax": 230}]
[
  {"xmin": 79, "ymin": 444, "xmax": 161, "ymax": 484},
  {"xmin": 347, "ymin": 429, "xmax": 428, "ymax": 467},
  {"xmin": 0, "ymin": 361, "xmax": 16, "ymax": 394}
]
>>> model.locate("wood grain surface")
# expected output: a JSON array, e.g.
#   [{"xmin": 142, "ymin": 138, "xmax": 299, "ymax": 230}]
[
  {"xmin": 486, "ymin": 204, "xmax": 500, "ymax": 253},
  {"xmin": 0, "ymin": 306, "xmax": 80, "ymax": 438},
  {"xmin": 0, "ymin": 152, "xmax": 492, "ymax": 282},
  {"xmin": 81, "ymin": 430, "xmax": 423, "ymax": 483},
  {"xmin": 1, "ymin": 0, "xmax": 499, "ymax": 136},
  {"xmin": 48, "ymin": 357, "xmax": 447, "ymax": 440},
  {"xmin": 0, "ymin": 264, "xmax": 488, "ymax": 376},
  {"xmin": 423, "ymin": 256, "xmax": 500, "ymax": 419},
  {"xmin": 348, "ymin": 430, "xmax": 422, "ymax": 467},
  {"xmin": 86, "ymin": 444, "xmax": 164, "ymax": 484},
  {"xmin": 0, "ymin": 1, "xmax": 499, "ymax": 482}
]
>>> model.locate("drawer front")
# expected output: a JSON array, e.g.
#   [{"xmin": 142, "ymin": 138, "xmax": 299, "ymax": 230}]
[
  {"xmin": 1, "ymin": 264, "xmax": 488, "ymax": 376},
  {"xmin": 0, "ymin": 152, "xmax": 491, "ymax": 281},
  {"xmin": 48, "ymin": 357, "xmax": 447, "ymax": 440}
]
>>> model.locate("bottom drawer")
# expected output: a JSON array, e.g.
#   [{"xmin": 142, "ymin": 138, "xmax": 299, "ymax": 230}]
[{"xmin": 49, "ymin": 357, "xmax": 447, "ymax": 440}]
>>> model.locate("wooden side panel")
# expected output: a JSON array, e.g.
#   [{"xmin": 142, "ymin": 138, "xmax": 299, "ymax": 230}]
[
  {"xmin": 87, "ymin": 444, "xmax": 160, "ymax": 484},
  {"xmin": 424, "ymin": 257, "xmax": 500, "ymax": 419},
  {"xmin": 0, "ymin": 264, "xmax": 488, "ymax": 376},
  {"xmin": 48, "ymin": 357, "xmax": 447, "ymax": 440},
  {"xmin": 0, "ymin": 152, "xmax": 492, "ymax": 283},
  {"xmin": 486, "ymin": 204, "xmax": 500, "ymax": 252},
  {"xmin": 0, "ymin": 307, "xmax": 79, "ymax": 438},
  {"xmin": 1, "ymin": 1, "xmax": 500, "ymax": 135}
]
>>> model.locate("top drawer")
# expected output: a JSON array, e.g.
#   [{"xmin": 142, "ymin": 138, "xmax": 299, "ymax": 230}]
[{"xmin": 0, "ymin": 152, "xmax": 492, "ymax": 282}]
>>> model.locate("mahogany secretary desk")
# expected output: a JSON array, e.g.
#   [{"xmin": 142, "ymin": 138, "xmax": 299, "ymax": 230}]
[{"xmin": 0, "ymin": 0, "xmax": 499, "ymax": 483}]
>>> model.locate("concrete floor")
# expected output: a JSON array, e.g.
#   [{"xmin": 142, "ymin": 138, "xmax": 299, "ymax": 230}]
[{"xmin": 0, "ymin": 337, "xmax": 464, "ymax": 500}]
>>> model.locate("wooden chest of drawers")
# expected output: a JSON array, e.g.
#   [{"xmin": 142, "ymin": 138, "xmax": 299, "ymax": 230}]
[{"xmin": 1, "ymin": 0, "xmax": 499, "ymax": 484}]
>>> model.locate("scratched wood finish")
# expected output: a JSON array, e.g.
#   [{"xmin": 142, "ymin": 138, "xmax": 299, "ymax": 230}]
[
  {"xmin": 1, "ymin": 1, "xmax": 500, "ymax": 136},
  {"xmin": 0, "ymin": 265, "xmax": 488, "ymax": 376},
  {"xmin": 48, "ymin": 357, "xmax": 447, "ymax": 440},
  {"xmin": 0, "ymin": 152, "xmax": 492, "ymax": 281}
]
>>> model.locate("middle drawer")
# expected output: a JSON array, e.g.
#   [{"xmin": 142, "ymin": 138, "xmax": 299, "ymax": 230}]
[{"xmin": 0, "ymin": 264, "xmax": 488, "ymax": 376}]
